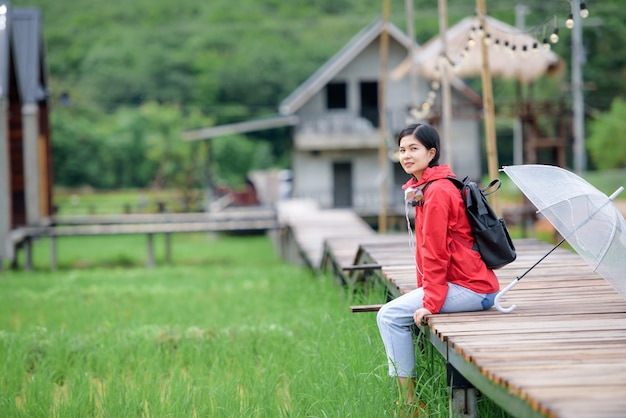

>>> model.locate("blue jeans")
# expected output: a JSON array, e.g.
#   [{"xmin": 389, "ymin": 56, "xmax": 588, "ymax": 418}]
[{"xmin": 376, "ymin": 283, "xmax": 497, "ymax": 378}]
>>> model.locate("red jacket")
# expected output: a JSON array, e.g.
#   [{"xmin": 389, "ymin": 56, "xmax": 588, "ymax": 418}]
[{"xmin": 403, "ymin": 165, "xmax": 500, "ymax": 313}]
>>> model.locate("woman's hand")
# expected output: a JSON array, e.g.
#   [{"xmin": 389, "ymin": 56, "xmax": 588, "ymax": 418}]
[{"xmin": 413, "ymin": 308, "xmax": 432, "ymax": 325}]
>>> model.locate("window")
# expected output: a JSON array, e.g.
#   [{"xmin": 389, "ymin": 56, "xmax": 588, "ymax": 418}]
[{"xmin": 326, "ymin": 82, "xmax": 347, "ymax": 109}]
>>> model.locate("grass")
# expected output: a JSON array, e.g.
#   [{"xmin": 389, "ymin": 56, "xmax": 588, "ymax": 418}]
[{"xmin": 0, "ymin": 233, "xmax": 511, "ymax": 417}]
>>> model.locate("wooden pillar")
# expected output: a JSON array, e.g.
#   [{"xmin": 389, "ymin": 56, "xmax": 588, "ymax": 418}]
[
  {"xmin": 476, "ymin": 0, "xmax": 501, "ymax": 216},
  {"xmin": 438, "ymin": 0, "xmax": 453, "ymax": 170},
  {"xmin": 146, "ymin": 233, "xmax": 155, "ymax": 268},
  {"xmin": 22, "ymin": 103, "xmax": 41, "ymax": 226},
  {"xmin": 0, "ymin": 97, "xmax": 10, "ymax": 266},
  {"xmin": 377, "ymin": 0, "xmax": 391, "ymax": 233}
]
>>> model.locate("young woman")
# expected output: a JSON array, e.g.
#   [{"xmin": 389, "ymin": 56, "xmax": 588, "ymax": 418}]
[{"xmin": 376, "ymin": 123, "xmax": 500, "ymax": 407}]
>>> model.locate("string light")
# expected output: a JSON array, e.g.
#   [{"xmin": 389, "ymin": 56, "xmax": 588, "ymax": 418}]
[
  {"xmin": 550, "ymin": 28, "xmax": 559, "ymax": 43},
  {"xmin": 565, "ymin": 13, "xmax": 574, "ymax": 29},
  {"xmin": 580, "ymin": 2, "xmax": 589, "ymax": 18},
  {"xmin": 407, "ymin": 4, "xmax": 584, "ymax": 128}
]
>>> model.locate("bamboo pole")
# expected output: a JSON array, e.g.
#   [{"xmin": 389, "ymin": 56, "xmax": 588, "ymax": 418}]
[
  {"xmin": 378, "ymin": 0, "xmax": 391, "ymax": 233},
  {"xmin": 438, "ymin": 0, "xmax": 453, "ymax": 170},
  {"xmin": 476, "ymin": 0, "xmax": 500, "ymax": 215},
  {"xmin": 405, "ymin": 0, "xmax": 418, "ymax": 107}
]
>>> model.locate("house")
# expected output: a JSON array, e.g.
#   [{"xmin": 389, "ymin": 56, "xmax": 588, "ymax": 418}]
[
  {"xmin": 0, "ymin": 4, "xmax": 52, "ymax": 265},
  {"xmin": 278, "ymin": 19, "xmax": 483, "ymax": 216},
  {"xmin": 183, "ymin": 19, "xmax": 485, "ymax": 218}
]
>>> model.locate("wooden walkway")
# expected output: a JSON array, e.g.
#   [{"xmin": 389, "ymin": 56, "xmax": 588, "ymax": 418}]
[
  {"xmin": 276, "ymin": 200, "xmax": 626, "ymax": 418},
  {"xmin": 9, "ymin": 207, "xmax": 278, "ymax": 270}
]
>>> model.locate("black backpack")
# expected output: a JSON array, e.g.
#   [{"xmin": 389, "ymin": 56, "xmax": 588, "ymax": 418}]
[{"xmin": 445, "ymin": 176, "xmax": 517, "ymax": 269}]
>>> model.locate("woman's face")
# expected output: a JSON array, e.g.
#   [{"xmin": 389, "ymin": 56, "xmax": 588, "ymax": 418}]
[{"xmin": 398, "ymin": 135, "xmax": 436, "ymax": 179}]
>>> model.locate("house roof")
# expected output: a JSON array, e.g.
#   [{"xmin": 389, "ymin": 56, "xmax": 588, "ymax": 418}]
[
  {"xmin": 11, "ymin": 7, "xmax": 47, "ymax": 103},
  {"xmin": 0, "ymin": 5, "xmax": 47, "ymax": 103},
  {"xmin": 279, "ymin": 19, "xmax": 414, "ymax": 115},
  {"xmin": 183, "ymin": 114, "xmax": 299, "ymax": 142},
  {"xmin": 407, "ymin": 15, "xmax": 563, "ymax": 84}
]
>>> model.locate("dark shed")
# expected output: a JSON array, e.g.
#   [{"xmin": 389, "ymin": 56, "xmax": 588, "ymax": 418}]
[{"xmin": 0, "ymin": 2, "xmax": 52, "ymax": 264}]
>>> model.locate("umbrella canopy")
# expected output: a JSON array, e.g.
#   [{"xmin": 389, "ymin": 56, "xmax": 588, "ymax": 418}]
[
  {"xmin": 392, "ymin": 15, "xmax": 563, "ymax": 84},
  {"xmin": 495, "ymin": 164, "xmax": 626, "ymax": 312}
]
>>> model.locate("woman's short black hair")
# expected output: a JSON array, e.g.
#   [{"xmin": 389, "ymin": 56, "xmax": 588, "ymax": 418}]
[{"xmin": 396, "ymin": 123, "xmax": 441, "ymax": 167}]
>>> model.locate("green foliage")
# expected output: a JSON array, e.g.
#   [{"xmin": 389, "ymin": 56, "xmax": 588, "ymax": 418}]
[
  {"xmin": 9, "ymin": 0, "xmax": 626, "ymax": 184},
  {"xmin": 587, "ymin": 97, "xmax": 626, "ymax": 169},
  {"xmin": 51, "ymin": 103, "xmax": 215, "ymax": 195}
]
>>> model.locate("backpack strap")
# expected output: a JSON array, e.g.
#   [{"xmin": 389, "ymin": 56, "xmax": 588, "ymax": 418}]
[{"xmin": 481, "ymin": 178, "xmax": 501, "ymax": 196}]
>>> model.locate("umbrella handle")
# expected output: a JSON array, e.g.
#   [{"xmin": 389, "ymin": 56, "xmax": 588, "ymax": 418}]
[
  {"xmin": 494, "ymin": 278, "xmax": 520, "ymax": 313},
  {"xmin": 609, "ymin": 186, "xmax": 624, "ymax": 201}
]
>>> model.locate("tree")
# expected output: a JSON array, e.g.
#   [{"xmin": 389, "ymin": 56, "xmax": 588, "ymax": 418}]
[{"xmin": 587, "ymin": 97, "xmax": 626, "ymax": 169}]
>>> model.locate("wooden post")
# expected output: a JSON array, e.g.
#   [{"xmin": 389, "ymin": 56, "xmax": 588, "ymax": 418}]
[
  {"xmin": 0, "ymin": 97, "xmax": 9, "ymax": 267},
  {"xmin": 23, "ymin": 238, "xmax": 32, "ymax": 271},
  {"xmin": 450, "ymin": 388, "xmax": 478, "ymax": 418},
  {"xmin": 165, "ymin": 232, "xmax": 172, "ymax": 264},
  {"xmin": 438, "ymin": 0, "xmax": 453, "ymax": 170},
  {"xmin": 476, "ymin": 0, "xmax": 501, "ymax": 216},
  {"xmin": 146, "ymin": 233, "xmax": 155, "ymax": 268},
  {"xmin": 22, "ymin": 103, "xmax": 41, "ymax": 225},
  {"xmin": 378, "ymin": 0, "xmax": 390, "ymax": 233},
  {"xmin": 447, "ymin": 363, "xmax": 478, "ymax": 417},
  {"xmin": 50, "ymin": 235, "xmax": 57, "ymax": 270}
]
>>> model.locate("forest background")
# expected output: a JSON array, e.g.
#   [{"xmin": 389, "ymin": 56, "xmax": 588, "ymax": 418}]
[{"xmin": 9, "ymin": 0, "xmax": 626, "ymax": 201}]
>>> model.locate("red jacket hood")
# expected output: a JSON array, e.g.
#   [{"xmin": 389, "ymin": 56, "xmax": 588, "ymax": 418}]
[{"xmin": 402, "ymin": 165, "xmax": 455, "ymax": 190}]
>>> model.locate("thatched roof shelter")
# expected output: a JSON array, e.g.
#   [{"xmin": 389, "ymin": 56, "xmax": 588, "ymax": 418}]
[{"xmin": 393, "ymin": 15, "xmax": 564, "ymax": 84}]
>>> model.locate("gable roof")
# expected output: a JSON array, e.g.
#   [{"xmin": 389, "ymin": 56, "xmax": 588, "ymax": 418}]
[
  {"xmin": 411, "ymin": 15, "xmax": 563, "ymax": 84},
  {"xmin": 0, "ymin": 5, "xmax": 47, "ymax": 102},
  {"xmin": 11, "ymin": 7, "xmax": 47, "ymax": 103},
  {"xmin": 0, "ymin": 3, "xmax": 9, "ymax": 99},
  {"xmin": 279, "ymin": 19, "xmax": 414, "ymax": 115}
]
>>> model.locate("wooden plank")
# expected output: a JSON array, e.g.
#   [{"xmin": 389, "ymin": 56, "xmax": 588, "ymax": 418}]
[
  {"xmin": 354, "ymin": 235, "xmax": 626, "ymax": 418},
  {"xmin": 20, "ymin": 219, "xmax": 279, "ymax": 237},
  {"xmin": 276, "ymin": 204, "xmax": 626, "ymax": 418}
]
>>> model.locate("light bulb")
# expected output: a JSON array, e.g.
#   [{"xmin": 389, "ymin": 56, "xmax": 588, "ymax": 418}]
[
  {"xmin": 550, "ymin": 28, "xmax": 559, "ymax": 44},
  {"xmin": 566, "ymin": 13, "xmax": 574, "ymax": 29},
  {"xmin": 542, "ymin": 37, "xmax": 551, "ymax": 51},
  {"xmin": 580, "ymin": 2, "xmax": 589, "ymax": 18}
]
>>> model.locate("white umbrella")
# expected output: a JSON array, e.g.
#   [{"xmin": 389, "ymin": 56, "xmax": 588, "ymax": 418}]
[{"xmin": 494, "ymin": 164, "xmax": 626, "ymax": 313}]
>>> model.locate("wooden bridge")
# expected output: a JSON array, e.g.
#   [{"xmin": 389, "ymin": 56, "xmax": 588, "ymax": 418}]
[
  {"xmin": 7, "ymin": 208, "xmax": 278, "ymax": 270},
  {"xmin": 275, "ymin": 199, "xmax": 626, "ymax": 418}
]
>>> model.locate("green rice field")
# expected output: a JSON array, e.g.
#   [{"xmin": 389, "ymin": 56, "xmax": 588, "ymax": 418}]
[{"xmin": 0, "ymin": 233, "xmax": 509, "ymax": 417}]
